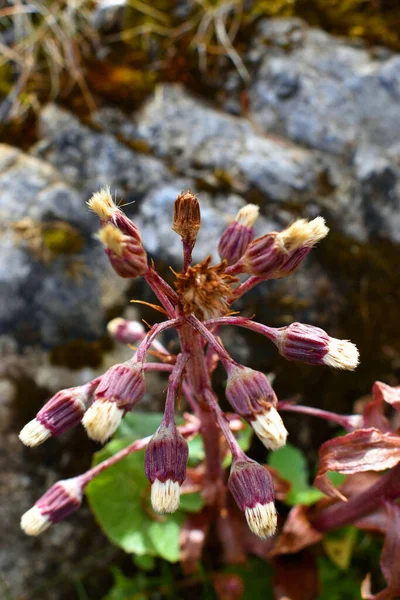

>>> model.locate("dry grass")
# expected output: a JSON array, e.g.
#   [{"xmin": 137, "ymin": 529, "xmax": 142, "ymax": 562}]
[{"xmin": 0, "ymin": 0, "xmax": 99, "ymax": 122}]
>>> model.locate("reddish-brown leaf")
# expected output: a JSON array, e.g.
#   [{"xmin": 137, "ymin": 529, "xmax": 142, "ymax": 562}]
[
  {"xmin": 180, "ymin": 509, "xmax": 211, "ymax": 575},
  {"xmin": 213, "ymin": 573, "xmax": 244, "ymax": 600},
  {"xmin": 267, "ymin": 465, "xmax": 291, "ymax": 502},
  {"xmin": 362, "ymin": 503, "xmax": 400, "ymax": 599},
  {"xmin": 272, "ymin": 550, "xmax": 320, "ymax": 600},
  {"xmin": 269, "ymin": 505, "xmax": 322, "ymax": 556},
  {"xmin": 314, "ymin": 429, "xmax": 400, "ymax": 500},
  {"xmin": 373, "ymin": 382, "xmax": 400, "ymax": 412}
]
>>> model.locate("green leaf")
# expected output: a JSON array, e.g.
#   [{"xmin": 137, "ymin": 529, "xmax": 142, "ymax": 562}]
[
  {"xmin": 187, "ymin": 434, "xmax": 205, "ymax": 466},
  {"xmin": 268, "ymin": 443, "xmax": 344, "ymax": 505},
  {"xmin": 180, "ymin": 492, "xmax": 203, "ymax": 512},
  {"xmin": 133, "ymin": 554, "xmax": 155, "ymax": 571},
  {"xmin": 87, "ymin": 412, "xmax": 203, "ymax": 561},
  {"xmin": 86, "ymin": 438, "xmax": 183, "ymax": 561},
  {"xmin": 115, "ymin": 411, "xmax": 164, "ymax": 440}
]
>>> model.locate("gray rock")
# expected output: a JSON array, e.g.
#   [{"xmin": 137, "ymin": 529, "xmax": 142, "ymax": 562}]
[
  {"xmin": 33, "ymin": 104, "xmax": 171, "ymax": 200},
  {"xmin": 0, "ymin": 144, "xmax": 120, "ymax": 348},
  {"xmin": 249, "ymin": 18, "xmax": 400, "ymax": 156},
  {"xmin": 94, "ymin": 83, "xmax": 321, "ymax": 203}
]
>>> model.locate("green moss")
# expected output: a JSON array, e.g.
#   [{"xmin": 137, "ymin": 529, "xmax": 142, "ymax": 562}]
[{"xmin": 42, "ymin": 222, "xmax": 84, "ymax": 255}]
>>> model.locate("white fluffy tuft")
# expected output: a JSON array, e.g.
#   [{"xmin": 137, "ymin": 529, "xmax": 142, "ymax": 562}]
[
  {"xmin": 236, "ymin": 204, "xmax": 259, "ymax": 227},
  {"xmin": 251, "ymin": 408, "xmax": 288, "ymax": 451},
  {"xmin": 87, "ymin": 187, "xmax": 116, "ymax": 221},
  {"xmin": 279, "ymin": 217, "xmax": 329, "ymax": 252},
  {"xmin": 324, "ymin": 338, "xmax": 360, "ymax": 370},
  {"xmin": 82, "ymin": 400, "xmax": 123, "ymax": 443},
  {"xmin": 245, "ymin": 502, "xmax": 277, "ymax": 539},
  {"xmin": 21, "ymin": 506, "xmax": 50, "ymax": 536},
  {"xmin": 19, "ymin": 419, "xmax": 51, "ymax": 447},
  {"xmin": 151, "ymin": 479, "xmax": 180, "ymax": 514}
]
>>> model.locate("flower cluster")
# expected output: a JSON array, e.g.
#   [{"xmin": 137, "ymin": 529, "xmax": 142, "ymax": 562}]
[{"xmin": 19, "ymin": 189, "xmax": 359, "ymax": 540}]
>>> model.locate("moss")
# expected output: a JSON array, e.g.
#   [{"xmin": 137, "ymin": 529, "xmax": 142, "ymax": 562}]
[
  {"xmin": 42, "ymin": 222, "xmax": 84, "ymax": 255},
  {"xmin": 50, "ymin": 337, "xmax": 113, "ymax": 370},
  {"xmin": 12, "ymin": 218, "xmax": 84, "ymax": 262}
]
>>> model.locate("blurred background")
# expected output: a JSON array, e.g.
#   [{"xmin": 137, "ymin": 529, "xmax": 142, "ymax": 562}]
[{"xmin": 0, "ymin": 1, "xmax": 399, "ymax": 598}]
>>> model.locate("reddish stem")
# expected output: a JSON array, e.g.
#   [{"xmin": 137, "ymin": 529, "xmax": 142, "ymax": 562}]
[
  {"xmin": 204, "ymin": 316, "xmax": 278, "ymax": 342},
  {"xmin": 312, "ymin": 462, "xmax": 400, "ymax": 532},
  {"xmin": 187, "ymin": 315, "xmax": 235, "ymax": 369},
  {"xmin": 136, "ymin": 318, "xmax": 181, "ymax": 363},
  {"xmin": 144, "ymin": 268, "xmax": 178, "ymax": 318},
  {"xmin": 163, "ymin": 352, "xmax": 189, "ymax": 427},
  {"xmin": 277, "ymin": 401, "xmax": 363, "ymax": 431}
]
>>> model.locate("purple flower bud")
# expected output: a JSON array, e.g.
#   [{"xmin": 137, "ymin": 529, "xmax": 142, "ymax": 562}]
[
  {"xmin": 145, "ymin": 422, "xmax": 189, "ymax": 513},
  {"xmin": 225, "ymin": 364, "xmax": 287, "ymax": 450},
  {"xmin": 218, "ymin": 205, "xmax": 258, "ymax": 265},
  {"xmin": 242, "ymin": 217, "xmax": 328, "ymax": 279},
  {"xmin": 21, "ymin": 478, "xmax": 83, "ymax": 536},
  {"xmin": 82, "ymin": 361, "xmax": 146, "ymax": 443},
  {"xmin": 228, "ymin": 457, "xmax": 276, "ymax": 538},
  {"xmin": 19, "ymin": 380, "xmax": 99, "ymax": 447},
  {"xmin": 107, "ymin": 318, "xmax": 146, "ymax": 345},
  {"xmin": 274, "ymin": 322, "xmax": 359, "ymax": 370},
  {"xmin": 225, "ymin": 364, "xmax": 277, "ymax": 418},
  {"xmin": 99, "ymin": 224, "xmax": 148, "ymax": 279}
]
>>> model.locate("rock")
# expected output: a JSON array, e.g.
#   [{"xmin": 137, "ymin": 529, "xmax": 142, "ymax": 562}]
[
  {"xmin": 0, "ymin": 144, "xmax": 123, "ymax": 348},
  {"xmin": 33, "ymin": 104, "xmax": 171, "ymax": 200},
  {"xmin": 94, "ymin": 83, "xmax": 322, "ymax": 203},
  {"xmin": 249, "ymin": 19, "xmax": 400, "ymax": 156}
]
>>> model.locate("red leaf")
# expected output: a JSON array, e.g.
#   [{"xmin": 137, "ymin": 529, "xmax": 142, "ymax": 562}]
[
  {"xmin": 361, "ymin": 503, "xmax": 400, "ymax": 599},
  {"xmin": 272, "ymin": 550, "xmax": 320, "ymax": 600},
  {"xmin": 373, "ymin": 382, "xmax": 400, "ymax": 412},
  {"xmin": 314, "ymin": 429, "xmax": 400, "ymax": 500},
  {"xmin": 269, "ymin": 505, "xmax": 322, "ymax": 556}
]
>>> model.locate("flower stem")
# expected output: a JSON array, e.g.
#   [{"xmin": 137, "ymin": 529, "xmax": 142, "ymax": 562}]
[
  {"xmin": 277, "ymin": 401, "xmax": 363, "ymax": 431},
  {"xmin": 312, "ymin": 462, "xmax": 400, "ymax": 532}
]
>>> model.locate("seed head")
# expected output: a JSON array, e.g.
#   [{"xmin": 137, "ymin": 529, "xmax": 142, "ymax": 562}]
[
  {"xmin": 242, "ymin": 217, "xmax": 329, "ymax": 279},
  {"xmin": 172, "ymin": 190, "xmax": 201, "ymax": 245},
  {"xmin": 251, "ymin": 407, "xmax": 288, "ymax": 450},
  {"xmin": 82, "ymin": 361, "xmax": 146, "ymax": 442},
  {"xmin": 175, "ymin": 256, "xmax": 238, "ymax": 320},
  {"xmin": 87, "ymin": 187, "xmax": 116, "ymax": 222},
  {"xmin": 225, "ymin": 364, "xmax": 277, "ymax": 417},
  {"xmin": 98, "ymin": 224, "xmax": 148, "ymax": 279},
  {"xmin": 274, "ymin": 322, "xmax": 359, "ymax": 370},
  {"xmin": 228, "ymin": 457, "xmax": 276, "ymax": 538},
  {"xmin": 19, "ymin": 382, "xmax": 97, "ymax": 447},
  {"xmin": 21, "ymin": 478, "xmax": 83, "ymax": 536},
  {"xmin": 145, "ymin": 422, "xmax": 189, "ymax": 513}
]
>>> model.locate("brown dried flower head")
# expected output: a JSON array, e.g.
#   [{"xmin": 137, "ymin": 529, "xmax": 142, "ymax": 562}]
[
  {"xmin": 172, "ymin": 191, "xmax": 201, "ymax": 244},
  {"xmin": 175, "ymin": 256, "xmax": 238, "ymax": 320}
]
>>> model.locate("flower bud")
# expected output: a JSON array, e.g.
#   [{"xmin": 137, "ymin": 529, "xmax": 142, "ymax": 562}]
[
  {"xmin": 274, "ymin": 322, "xmax": 360, "ymax": 370},
  {"xmin": 19, "ymin": 381, "xmax": 98, "ymax": 447},
  {"xmin": 88, "ymin": 188, "xmax": 140, "ymax": 238},
  {"xmin": 82, "ymin": 361, "xmax": 145, "ymax": 443},
  {"xmin": 107, "ymin": 317, "xmax": 146, "ymax": 345},
  {"xmin": 228, "ymin": 457, "xmax": 276, "ymax": 538},
  {"xmin": 98, "ymin": 223, "xmax": 148, "ymax": 279},
  {"xmin": 21, "ymin": 477, "xmax": 83, "ymax": 536},
  {"xmin": 225, "ymin": 364, "xmax": 287, "ymax": 450},
  {"xmin": 242, "ymin": 217, "xmax": 328, "ymax": 279},
  {"xmin": 145, "ymin": 422, "xmax": 189, "ymax": 514},
  {"xmin": 172, "ymin": 191, "xmax": 201, "ymax": 245},
  {"xmin": 218, "ymin": 204, "xmax": 259, "ymax": 265}
]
